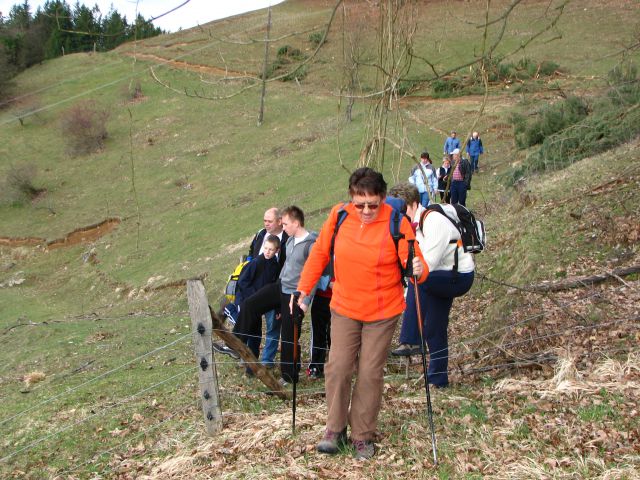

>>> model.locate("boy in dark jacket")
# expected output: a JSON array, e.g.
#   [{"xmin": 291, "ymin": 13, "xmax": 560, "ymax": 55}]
[{"xmin": 224, "ymin": 235, "xmax": 281, "ymax": 329}]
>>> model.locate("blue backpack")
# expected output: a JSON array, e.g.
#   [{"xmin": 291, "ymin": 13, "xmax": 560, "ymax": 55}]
[{"xmin": 329, "ymin": 196, "xmax": 409, "ymax": 285}]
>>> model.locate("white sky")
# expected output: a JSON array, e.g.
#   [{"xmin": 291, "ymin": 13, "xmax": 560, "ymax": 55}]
[{"xmin": 0, "ymin": 0, "xmax": 285, "ymax": 32}]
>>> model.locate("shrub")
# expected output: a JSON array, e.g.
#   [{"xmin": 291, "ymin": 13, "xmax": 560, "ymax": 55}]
[
  {"xmin": 537, "ymin": 60, "xmax": 560, "ymax": 77},
  {"xmin": 282, "ymin": 65, "xmax": 308, "ymax": 82},
  {"xmin": 397, "ymin": 79, "xmax": 420, "ymax": 96},
  {"xmin": 308, "ymin": 32, "xmax": 325, "ymax": 47},
  {"xmin": 431, "ymin": 76, "xmax": 465, "ymax": 97},
  {"xmin": 513, "ymin": 96, "xmax": 589, "ymax": 149},
  {"xmin": 607, "ymin": 60, "xmax": 639, "ymax": 106},
  {"xmin": 276, "ymin": 45, "xmax": 304, "ymax": 61},
  {"xmin": 61, "ymin": 100, "xmax": 109, "ymax": 156},
  {"xmin": 122, "ymin": 80, "xmax": 143, "ymax": 101},
  {"xmin": 502, "ymin": 62, "xmax": 640, "ymax": 185},
  {"xmin": 2, "ymin": 163, "xmax": 45, "ymax": 204},
  {"xmin": 267, "ymin": 45, "xmax": 308, "ymax": 81},
  {"xmin": 477, "ymin": 57, "xmax": 560, "ymax": 83}
]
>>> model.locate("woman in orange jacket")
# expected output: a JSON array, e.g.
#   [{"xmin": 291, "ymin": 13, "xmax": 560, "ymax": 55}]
[{"xmin": 296, "ymin": 167, "xmax": 427, "ymax": 460}]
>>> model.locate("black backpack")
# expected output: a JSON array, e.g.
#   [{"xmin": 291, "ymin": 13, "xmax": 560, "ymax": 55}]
[{"xmin": 419, "ymin": 204, "xmax": 485, "ymax": 273}]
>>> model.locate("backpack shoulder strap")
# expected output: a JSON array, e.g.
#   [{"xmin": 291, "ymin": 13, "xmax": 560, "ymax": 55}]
[
  {"xmin": 329, "ymin": 204, "xmax": 347, "ymax": 276},
  {"xmin": 389, "ymin": 208, "xmax": 408, "ymax": 287},
  {"xmin": 419, "ymin": 204, "xmax": 447, "ymax": 232}
]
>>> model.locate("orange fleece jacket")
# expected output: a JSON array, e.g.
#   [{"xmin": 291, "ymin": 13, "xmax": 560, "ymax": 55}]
[{"xmin": 297, "ymin": 202, "xmax": 428, "ymax": 322}]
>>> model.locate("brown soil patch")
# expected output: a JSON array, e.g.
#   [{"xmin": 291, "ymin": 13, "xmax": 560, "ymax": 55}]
[
  {"xmin": 0, "ymin": 236, "xmax": 44, "ymax": 247},
  {"xmin": 0, "ymin": 218, "xmax": 121, "ymax": 250},
  {"xmin": 126, "ymin": 52, "xmax": 252, "ymax": 78},
  {"xmin": 47, "ymin": 218, "xmax": 121, "ymax": 250}
]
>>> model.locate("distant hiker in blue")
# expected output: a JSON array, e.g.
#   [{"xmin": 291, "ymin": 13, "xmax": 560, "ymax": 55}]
[
  {"xmin": 443, "ymin": 130, "xmax": 460, "ymax": 157},
  {"xmin": 409, "ymin": 152, "xmax": 438, "ymax": 208},
  {"xmin": 466, "ymin": 131, "xmax": 484, "ymax": 173}
]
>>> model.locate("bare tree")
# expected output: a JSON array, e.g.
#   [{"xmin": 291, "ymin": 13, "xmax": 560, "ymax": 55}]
[{"xmin": 257, "ymin": 7, "xmax": 272, "ymax": 126}]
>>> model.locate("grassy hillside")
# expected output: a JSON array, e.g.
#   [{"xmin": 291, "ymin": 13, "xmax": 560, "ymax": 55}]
[{"xmin": 0, "ymin": 0, "xmax": 638, "ymax": 477}]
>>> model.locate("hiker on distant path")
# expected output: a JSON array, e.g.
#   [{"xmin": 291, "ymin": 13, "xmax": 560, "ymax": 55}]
[
  {"xmin": 390, "ymin": 184, "xmax": 475, "ymax": 389},
  {"xmin": 465, "ymin": 131, "xmax": 484, "ymax": 173},
  {"xmin": 443, "ymin": 130, "xmax": 460, "ymax": 157},
  {"xmin": 437, "ymin": 156, "xmax": 451, "ymax": 203},
  {"xmin": 295, "ymin": 168, "xmax": 427, "ymax": 460},
  {"xmin": 248, "ymin": 207, "xmax": 289, "ymax": 367},
  {"xmin": 449, "ymin": 149, "xmax": 472, "ymax": 207},
  {"xmin": 409, "ymin": 151, "xmax": 438, "ymax": 208},
  {"xmin": 234, "ymin": 206, "xmax": 317, "ymax": 383}
]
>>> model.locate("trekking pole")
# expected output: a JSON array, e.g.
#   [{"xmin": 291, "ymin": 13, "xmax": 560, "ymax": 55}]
[
  {"xmin": 407, "ymin": 240, "xmax": 438, "ymax": 465},
  {"xmin": 291, "ymin": 292, "xmax": 302, "ymax": 435}
]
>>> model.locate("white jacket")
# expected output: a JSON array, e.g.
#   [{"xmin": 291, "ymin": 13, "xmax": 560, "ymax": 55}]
[{"xmin": 418, "ymin": 204, "xmax": 475, "ymax": 273}]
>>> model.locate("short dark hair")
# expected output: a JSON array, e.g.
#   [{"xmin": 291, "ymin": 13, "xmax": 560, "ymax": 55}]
[
  {"xmin": 389, "ymin": 182, "xmax": 420, "ymax": 207},
  {"xmin": 420, "ymin": 151, "xmax": 430, "ymax": 160},
  {"xmin": 265, "ymin": 234, "xmax": 281, "ymax": 250},
  {"xmin": 348, "ymin": 167, "xmax": 387, "ymax": 198},
  {"xmin": 282, "ymin": 205, "xmax": 305, "ymax": 227}
]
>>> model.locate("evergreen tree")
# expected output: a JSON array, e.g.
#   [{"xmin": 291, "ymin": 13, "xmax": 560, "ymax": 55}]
[
  {"xmin": 101, "ymin": 8, "xmax": 127, "ymax": 50},
  {"xmin": 0, "ymin": 42, "xmax": 16, "ymax": 100},
  {"xmin": 71, "ymin": 1, "xmax": 99, "ymax": 51},
  {"xmin": 41, "ymin": 0, "xmax": 73, "ymax": 58}
]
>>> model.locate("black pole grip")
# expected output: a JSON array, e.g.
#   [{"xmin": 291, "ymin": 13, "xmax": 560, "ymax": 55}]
[{"xmin": 405, "ymin": 239, "xmax": 415, "ymax": 278}]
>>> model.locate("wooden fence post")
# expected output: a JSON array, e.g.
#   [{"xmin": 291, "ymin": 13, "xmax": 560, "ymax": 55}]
[{"xmin": 187, "ymin": 279, "xmax": 222, "ymax": 435}]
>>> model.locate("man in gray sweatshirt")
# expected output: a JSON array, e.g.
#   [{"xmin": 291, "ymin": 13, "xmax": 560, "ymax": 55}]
[{"xmin": 233, "ymin": 205, "xmax": 317, "ymax": 384}]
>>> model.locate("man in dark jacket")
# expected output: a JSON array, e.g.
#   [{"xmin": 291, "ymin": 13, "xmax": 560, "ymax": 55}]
[
  {"xmin": 246, "ymin": 207, "xmax": 289, "ymax": 366},
  {"xmin": 449, "ymin": 149, "xmax": 472, "ymax": 206},
  {"xmin": 248, "ymin": 207, "xmax": 289, "ymax": 269}
]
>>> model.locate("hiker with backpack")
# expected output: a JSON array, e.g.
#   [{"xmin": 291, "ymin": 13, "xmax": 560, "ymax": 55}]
[
  {"xmin": 390, "ymin": 186, "xmax": 480, "ymax": 389},
  {"xmin": 408, "ymin": 152, "xmax": 438, "ymax": 208},
  {"xmin": 295, "ymin": 168, "xmax": 427, "ymax": 460},
  {"xmin": 220, "ymin": 235, "xmax": 281, "ymax": 333},
  {"xmin": 233, "ymin": 206, "xmax": 318, "ymax": 384},
  {"xmin": 449, "ymin": 148, "xmax": 473, "ymax": 206}
]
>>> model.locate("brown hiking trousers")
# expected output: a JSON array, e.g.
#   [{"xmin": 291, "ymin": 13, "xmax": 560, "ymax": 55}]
[{"xmin": 324, "ymin": 309, "xmax": 399, "ymax": 441}]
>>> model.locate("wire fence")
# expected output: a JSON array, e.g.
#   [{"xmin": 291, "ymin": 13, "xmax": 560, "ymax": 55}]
[
  {"xmin": 0, "ymin": 332, "xmax": 191, "ymax": 427},
  {"xmin": 0, "ymin": 274, "xmax": 636, "ymax": 475}
]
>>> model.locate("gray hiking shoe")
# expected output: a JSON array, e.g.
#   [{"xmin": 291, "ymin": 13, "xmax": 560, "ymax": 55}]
[
  {"xmin": 212, "ymin": 342, "xmax": 240, "ymax": 360},
  {"xmin": 278, "ymin": 377, "xmax": 289, "ymax": 388},
  {"xmin": 391, "ymin": 344, "xmax": 421, "ymax": 356},
  {"xmin": 316, "ymin": 428, "xmax": 347, "ymax": 454},
  {"xmin": 352, "ymin": 439, "xmax": 375, "ymax": 460}
]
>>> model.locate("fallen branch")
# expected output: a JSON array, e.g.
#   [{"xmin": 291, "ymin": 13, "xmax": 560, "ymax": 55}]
[
  {"xmin": 208, "ymin": 306, "xmax": 289, "ymax": 401},
  {"xmin": 2, "ymin": 319, "xmax": 55, "ymax": 335},
  {"xmin": 529, "ymin": 265, "xmax": 640, "ymax": 292},
  {"xmin": 461, "ymin": 353, "xmax": 557, "ymax": 375}
]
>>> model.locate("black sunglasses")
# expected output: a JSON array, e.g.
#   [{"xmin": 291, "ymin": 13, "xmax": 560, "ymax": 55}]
[{"xmin": 353, "ymin": 202, "xmax": 380, "ymax": 210}]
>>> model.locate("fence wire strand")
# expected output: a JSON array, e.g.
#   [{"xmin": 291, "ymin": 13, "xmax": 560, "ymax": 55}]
[{"xmin": 0, "ymin": 333, "xmax": 191, "ymax": 427}]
